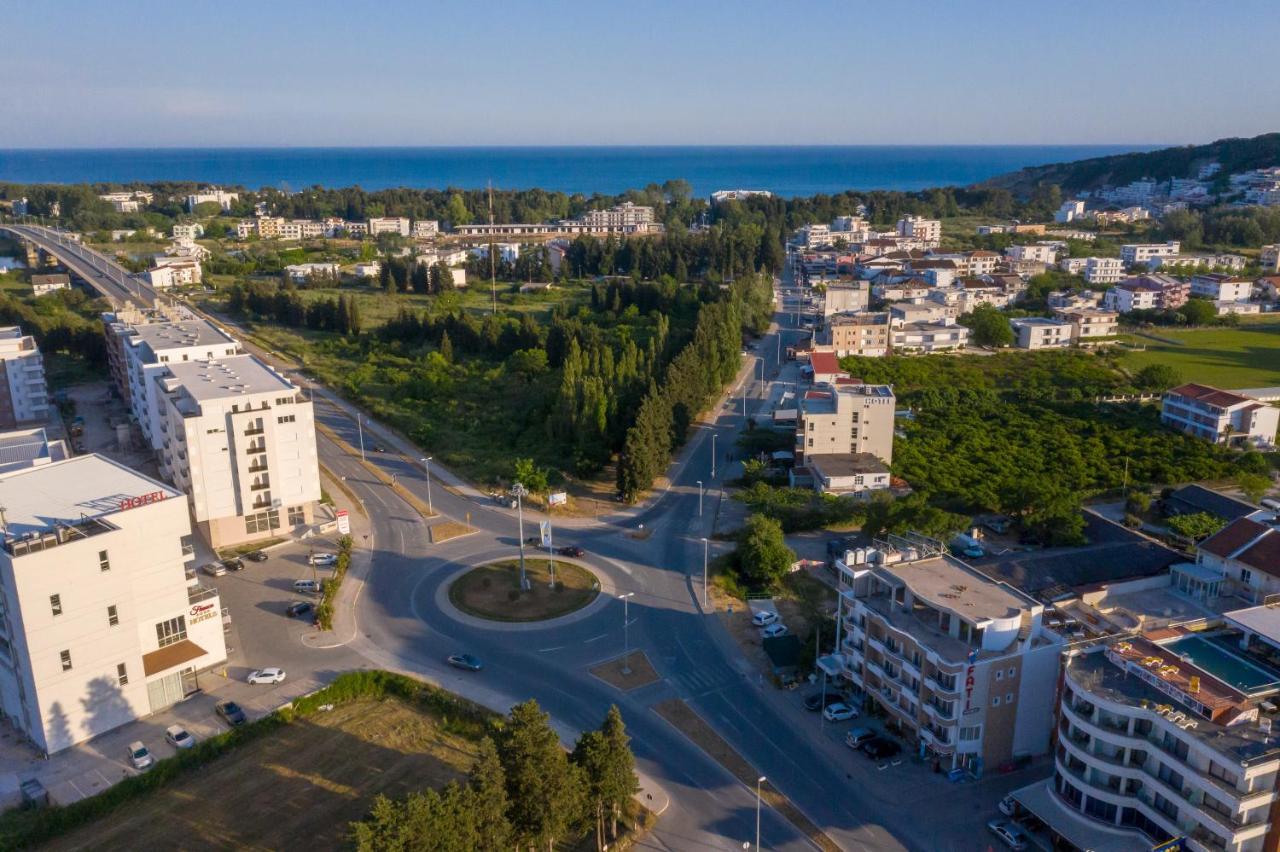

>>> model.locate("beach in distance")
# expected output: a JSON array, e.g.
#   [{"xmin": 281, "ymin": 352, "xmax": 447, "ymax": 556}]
[{"xmin": 0, "ymin": 144, "xmax": 1152, "ymax": 196}]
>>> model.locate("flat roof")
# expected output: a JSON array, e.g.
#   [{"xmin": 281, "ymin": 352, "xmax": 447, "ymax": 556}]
[
  {"xmin": 806, "ymin": 453, "xmax": 889, "ymax": 478},
  {"xmin": 1010, "ymin": 780, "xmax": 1149, "ymax": 852},
  {"xmin": 1010, "ymin": 317, "xmax": 1070, "ymax": 327},
  {"xmin": 1165, "ymin": 484, "xmax": 1258, "ymax": 522},
  {"xmin": 130, "ymin": 320, "xmax": 236, "ymax": 355},
  {"xmin": 165, "ymin": 354, "xmax": 296, "ymax": 402},
  {"xmin": 0, "ymin": 454, "xmax": 180, "ymax": 537},
  {"xmin": 878, "ymin": 553, "xmax": 1034, "ymax": 623},
  {"xmin": 0, "ymin": 428, "xmax": 66, "ymax": 473},
  {"xmin": 1226, "ymin": 605, "xmax": 1280, "ymax": 650}
]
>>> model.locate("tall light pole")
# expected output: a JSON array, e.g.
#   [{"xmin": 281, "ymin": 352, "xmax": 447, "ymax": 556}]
[
  {"xmin": 697, "ymin": 480, "xmax": 704, "ymax": 517},
  {"xmin": 356, "ymin": 413, "xmax": 366, "ymax": 461},
  {"xmin": 701, "ymin": 537, "xmax": 709, "ymax": 609},
  {"xmin": 512, "ymin": 482, "xmax": 529, "ymax": 590},
  {"xmin": 619, "ymin": 592, "xmax": 635, "ymax": 674},
  {"xmin": 711, "ymin": 433, "xmax": 718, "ymax": 479},
  {"xmin": 421, "ymin": 456, "xmax": 433, "ymax": 515},
  {"xmin": 757, "ymin": 357, "xmax": 764, "ymax": 399},
  {"xmin": 756, "ymin": 776, "xmax": 766, "ymax": 851}
]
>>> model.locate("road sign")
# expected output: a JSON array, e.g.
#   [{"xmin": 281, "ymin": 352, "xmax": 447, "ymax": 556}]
[
  {"xmin": 539, "ymin": 520, "xmax": 552, "ymax": 548},
  {"xmin": 548, "ymin": 491, "xmax": 568, "ymax": 506},
  {"xmin": 336, "ymin": 509, "xmax": 350, "ymax": 535}
]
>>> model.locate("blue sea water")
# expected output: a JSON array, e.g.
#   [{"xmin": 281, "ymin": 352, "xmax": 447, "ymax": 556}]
[{"xmin": 0, "ymin": 145, "xmax": 1151, "ymax": 197}]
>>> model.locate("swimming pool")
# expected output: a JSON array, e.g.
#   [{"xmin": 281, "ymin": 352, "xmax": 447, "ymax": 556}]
[{"xmin": 1161, "ymin": 634, "xmax": 1280, "ymax": 695}]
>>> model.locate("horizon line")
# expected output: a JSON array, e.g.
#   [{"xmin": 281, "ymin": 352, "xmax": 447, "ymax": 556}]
[{"xmin": 0, "ymin": 142, "xmax": 1172, "ymax": 152}]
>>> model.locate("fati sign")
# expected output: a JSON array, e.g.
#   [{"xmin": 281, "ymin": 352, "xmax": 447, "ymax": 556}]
[
  {"xmin": 117, "ymin": 491, "xmax": 169, "ymax": 512},
  {"xmin": 548, "ymin": 492, "xmax": 568, "ymax": 506},
  {"xmin": 189, "ymin": 602, "xmax": 217, "ymax": 624},
  {"xmin": 336, "ymin": 509, "xmax": 350, "ymax": 535}
]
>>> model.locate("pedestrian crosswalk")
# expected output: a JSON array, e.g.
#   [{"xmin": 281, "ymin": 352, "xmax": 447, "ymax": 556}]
[{"xmin": 671, "ymin": 667, "xmax": 741, "ymax": 696}]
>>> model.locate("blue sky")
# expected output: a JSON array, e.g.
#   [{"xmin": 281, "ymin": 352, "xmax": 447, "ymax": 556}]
[{"xmin": 2, "ymin": 0, "xmax": 1277, "ymax": 147}]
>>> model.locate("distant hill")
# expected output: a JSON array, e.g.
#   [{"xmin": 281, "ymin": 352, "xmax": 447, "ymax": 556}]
[{"xmin": 981, "ymin": 132, "xmax": 1280, "ymax": 196}]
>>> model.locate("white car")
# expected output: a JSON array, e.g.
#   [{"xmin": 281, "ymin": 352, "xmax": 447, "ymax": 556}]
[
  {"xmin": 751, "ymin": 610, "xmax": 779, "ymax": 627},
  {"xmin": 293, "ymin": 578, "xmax": 323, "ymax": 594},
  {"xmin": 127, "ymin": 741, "xmax": 154, "ymax": 770},
  {"xmin": 165, "ymin": 725, "xmax": 196, "ymax": 750},
  {"xmin": 309, "ymin": 553, "xmax": 338, "ymax": 567},
  {"xmin": 823, "ymin": 703, "xmax": 858, "ymax": 722},
  {"xmin": 760, "ymin": 623, "xmax": 789, "ymax": 639},
  {"xmin": 986, "ymin": 819, "xmax": 1028, "ymax": 850},
  {"xmin": 247, "ymin": 667, "xmax": 287, "ymax": 685},
  {"xmin": 998, "ymin": 794, "xmax": 1017, "ymax": 817}
]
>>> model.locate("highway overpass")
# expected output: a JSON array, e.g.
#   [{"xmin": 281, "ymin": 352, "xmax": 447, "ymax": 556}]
[{"xmin": 0, "ymin": 223, "xmax": 156, "ymax": 307}]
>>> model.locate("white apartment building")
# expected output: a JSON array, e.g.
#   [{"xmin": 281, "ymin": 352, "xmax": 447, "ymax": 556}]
[
  {"xmin": 796, "ymin": 382, "xmax": 895, "ymax": 464},
  {"xmin": 1060, "ymin": 257, "xmax": 1089, "ymax": 275},
  {"xmin": 147, "ymin": 256, "xmax": 202, "ymax": 289},
  {"xmin": 1260, "ymin": 245, "xmax": 1280, "ymax": 274},
  {"xmin": 151, "ymin": 355, "xmax": 321, "ymax": 547},
  {"xmin": 1104, "ymin": 276, "xmax": 1190, "ymax": 313},
  {"xmin": 1085, "ymin": 257, "xmax": 1126, "ymax": 285},
  {"xmin": 1121, "ymin": 241, "xmax": 1181, "ymax": 266},
  {"xmin": 0, "ymin": 453, "xmax": 225, "ymax": 755},
  {"xmin": 1006, "ymin": 243, "xmax": 1057, "ymax": 265},
  {"xmin": 172, "ymin": 223, "xmax": 204, "ymax": 241},
  {"xmin": 575, "ymin": 202, "xmax": 654, "ymax": 230},
  {"xmin": 1055, "ymin": 200, "xmax": 1087, "ymax": 223},
  {"xmin": 823, "ymin": 283, "xmax": 870, "ymax": 316},
  {"xmin": 368, "ymin": 217, "xmax": 411, "ymax": 237},
  {"xmin": 824, "ymin": 540, "xmax": 1062, "ymax": 774},
  {"xmin": 1011, "ymin": 317, "xmax": 1074, "ymax": 350},
  {"xmin": 412, "ymin": 220, "xmax": 439, "ymax": 238},
  {"xmin": 1161, "ymin": 384, "xmax": 1278, "ymax": 448},
  {"xmin": 896, "ymin": 216, "xmax": 942, "ymax": 245},
  {"xmin": 816, "ymin": 313, "xmax": 891, "ymax": 357},
  {"xmin": 1053, "ymin": 307, "xmax": 1119, "ymax": 340},
  {"xmin": 284, "ymin": 262, "xmax": 340, "ymax": 281},
  {"xmin": 0, "ymin": 327, "xmax": 49, "ymax": 429},
  {"xmin": 891, "ymin": 322, "xmax": 969, "ymax": 353},
  {"xmin": 185, "ymin": 189, "xmax": 238, "ymax": 212},
  {"xmin": 469, "ymin": 243, "xmax": 521, "ymax": 263},
  {"xmin": 1191, "ymin": 274, "xmax": 1254, "ymax": 303}
]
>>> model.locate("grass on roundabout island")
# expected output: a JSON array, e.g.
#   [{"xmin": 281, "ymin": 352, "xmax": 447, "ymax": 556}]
[{"xmin": 448, "ymin": 558, "xmax": 599, "ymax": 622}]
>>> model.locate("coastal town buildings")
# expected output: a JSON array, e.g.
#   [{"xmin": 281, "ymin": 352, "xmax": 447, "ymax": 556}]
[
  {"xmin": 1161, "ymin": 384, "xmax": 1278, "ymax": 448},
  {"xmin": 1120, "ymin": 242, "xmax": 1181, "ymax": 266}
]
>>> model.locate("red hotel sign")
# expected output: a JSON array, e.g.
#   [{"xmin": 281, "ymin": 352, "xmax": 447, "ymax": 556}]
[{"xmin": 117, "ymin": 491, "xmax": 168, "ymax": 512}]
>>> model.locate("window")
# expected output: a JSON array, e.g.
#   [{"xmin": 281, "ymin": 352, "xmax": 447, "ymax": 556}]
[
  {"xmin": 60, "ymin": 650, "xmax": 72, "ymax": 671},
  {"xmin": 1242, "ymin": 568, "xmax": 1253, "ymax": 584},
  {"xmin": 959, "ymin": 725, "xmax": 981, "ymax": 741},
  {"xmin": 992, "ymin": 696, "xmax": 1001, "ymax": 707},
  {"xmin": 98, "ymin": 550, "xmax": 110, "ymax": 572},
  {"xmin": 245, "ymin": 509, "xmax": 281, "ymax": 534},
  {"xmin": 995, "ymin": 670, "xmax": 1003, "ymax": 681},
  {"xmin": 108, "ymin": 605, "xmax": 119, "ymax": 626},
  {"xmin": 156, "ymin": 615, "xmax": 187, "ymax": 648},
  {"xmin": 1084, "ymin": 796, "xmax": 1117, "ymax": 823},
  {"xmin": 50, "ymin": 594, "xmax": 62, "ymax": 616},
  {"xmin": 287, "ymin": 506, "xmax": 305, "ymax": 526},
  {"xmin": 1006, "ymin": 693, "xmax": 1014, "ymax": 704},
  {"xmin": 1007, "ymin": 667, "xmax": 1016, "ymax": 678},
  {"xmin": 277, "ymin": 414, "xmax": 295, "ymax": 424},
  {"xmin": 117, "ymin": 663, "xmax": 128, "ymax": 686}
]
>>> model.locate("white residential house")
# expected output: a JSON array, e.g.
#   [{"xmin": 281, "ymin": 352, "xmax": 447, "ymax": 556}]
[
  {"xmin": 1120, "ymin": 241, "xmax": 1180, "ymax": 266},
  {"xmin": 1051, "ymin": 308, "xmax": 1119, "ymax": 341},
  {"xmin": 172, "ymin": 223, "xmax": 204, "ymax": 241},
  {"xmin": 30, "ymin": 274, "xmax": 70, "ymax": 297},
  {"xmin": 352, "ymin": 262, "xmax": 381, "ymax": 279},
  {"xmin": 1006, "ymin": 244, "xmax": 1057, "ymax": 265},
  {"xmin": 0, "ymin": 328, "xmax": 49, "ymax": 428},
  {"xmin": 1084, "ymin": 257, "xmax": 1125, "ymax": 285},
  {"xmin": 1054, "ymin": 200, "xmax": 1087, "ymax": 223},
  {"xmin": 1161, "ymin": 383, "xmax": 1278, "ymax": 447},
  {"xmin": 1010, "ymin": 317, "xmax": 1074, "ymax": 350},
  {"xmin": 896, "ymin": 216, "xmax": 942, "ymax": 245},
  {"xmin": 1260, "ymin": 245, "xmax": 1280, "ymax": 274},
  {"xmin": 412, "ymin": 220, "xmax": 439, "ymax": 238},
  {"xmin": 1191, "ymin": 274, "xmax": 1254, "ymax": 303},
  {"xmin": 283, "ymin": 263, "xmax": 340, "ymax": 282},
  {"xmin": 368, "ymin": 217, "xmax": 411, "ymax": 237},
  {"xmin": 146, "ymin": 257, "xmax": 202, "ymax": 289},
  {"xmin": 185, "ymin": 189, "xmax": 238, "ymax": 212}
]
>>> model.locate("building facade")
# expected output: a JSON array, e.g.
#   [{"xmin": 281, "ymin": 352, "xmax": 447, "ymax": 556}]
[
  {"xmin": 795, "ymin": 382, "xmax": 895, "ymax": 464},
  {"xmin": 1011, "ymin": 317, "xmax": 1074, "ymax": 350},
  {"xmin": 1162, "ymin": 384, "xmax": 1279, "ymax": 448},
  {"xmin": 0, "ymin": 328, "xmax": 49, "ymax": 429},
  {"xmin": 1121, "ymin": 242, "xmax": 1181, "ymax": 266}
]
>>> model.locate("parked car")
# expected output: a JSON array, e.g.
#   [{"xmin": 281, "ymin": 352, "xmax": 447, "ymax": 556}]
[
  {"xmin": 523, "ymin": 536, "xmax": 543, "ymax": 547},
  {"xmin": 557, "ymin": 545, "xmax": 585, "ymax": 558},
  {"xmin": 244, "ymin": 550, "xmax": 269, "ymax": 562},
  {"xmin": 293, "ymin": 579, "xmax": 322, "ymax": 594},
  {"xmin": 998, "ymin": 794, "xmax": 1018, "ymax": 817},
  {"xmin": 165, "ymin": 725, "xmax": 196, "ymax": 750},
  {"xmin": 309, "ymin": 552, "xmax": 338, "ymax": 567},
  {"xmin": 492, "ymin": 493, "xmax": 517, "ymax": 508},
  {"xmin": 372, "ymin": 444, "xmax": 387, "ymax": 453},
  {"xmin": 844, "ymin": 727, "xmax": 876, "ymax": 749},
  {"xmin": 216, "ymin": 700, "xmax": 247, "ymax": 726},
  {"xmin": 221, "ymin": 557, "xmax": 245, "ymax": 572},
  {"xmin": 822, "ymin": 703, "xmax": 858, "ymax": 722},
  {"xmin": 447, "ymin": 653, "xmax": 483, "ymax": 671},
  {"xmin": 961, "ymin": 545, "xmax": 985, "ymax": 559},
  {"xmin": 986, "ymin": 819, "xmax": 1028, "ymax": 851},
  {"xmin": 286, "ymin": 601, "xmax": 314, "ymax": 618},
  {"xmin": 803, "ymin": 692, "xmax": 843, "ymax": 712},
  {"xmin": 760, "ymin": 623, "xmax": 789, "ymax": 639},
  {"xmin": 127, "ymin": 741, "xmax": 154, "ymax": 770},
  {"xmin": 751, "ymin": 610, "xmax": 779, "ymax": 627},
  {"xmin": 201, "ymin": 562, "xmax": 226, "ymax": 577},
  {"xmin": 247, "ymin": 667, "xmax": 286, "ymax": 685},
  {"xmin": 861, "ymin": 736, "xmax": 902, "ymax": 760}
]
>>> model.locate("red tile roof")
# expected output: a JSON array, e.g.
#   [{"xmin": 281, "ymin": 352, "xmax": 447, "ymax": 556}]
[
  {"xmin": 809, "ymin": 352, "xmax": 842, "ymax": 375},
  {"xmin": 1200, "ymin": 517, "xmax": 1272, "ymax": 570},
  {"xmin": 1167, "ymin": 383, "xmax": 1254, "ymax": 408}
]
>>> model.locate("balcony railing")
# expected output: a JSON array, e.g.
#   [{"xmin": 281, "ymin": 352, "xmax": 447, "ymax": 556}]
[
  {"xmin": 188, "ymin": 584, "xmax": 219, "ymax": 605},
  {"xmin": 250, "ymin": 481, "xmax": 270, "ymax": 491},
  {"xmin": 246, "ymin": 445, "xmax": 267, "ymax": 455},
  {"xmin": 244, "ymin": 427, "xmax": 265, "ymax": 437}
]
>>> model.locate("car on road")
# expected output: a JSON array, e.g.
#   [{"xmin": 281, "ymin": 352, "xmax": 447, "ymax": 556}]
[
  {"xmin": 803, "ymin": 692, "xmax": 843, "ymax": 711},
  {"xmin": 447, "ymin": 653, "xmax": 483, "ymax": 671},
  {"xmin": 216, "ymin": 700, "xmax": 247, "ymax": 726},
  {"xmin": 861, "ymin": 736, "xmax": 902, "ymax": 760},
  {"xmin": 165, "ymin": 725, "xmax": 196, "ymax": 750},
  {"xmin": 822, "ymin": 703, "xmax": 858, "ymax": 722},
  {"xmin": 221, "ymin": 557, "xmax": 245, "ymax": 572},
  {"xmin": 760, "ymin": 623, "xmax": 789, "ymax": 639},
  {"xmin": 293, "ymin": 579, "xmax": 323, "ymax": 594},
  {"xmin": 372, "ymin": 444, "xmax": 387, "ymax": 453},
  {"xmin": 244, "ymin": 550, "xmax": 268, "ymax": 562},
  {"xmin": 127, "ymin": 741, "xmax": 154, "ymax": 770},
  {"xmin": 247, "ymin": 667, "xmax": 286, "ymax": 685},
  {"xmin": 986, "ymin": 819, "xmax": 1028, "ymax": 850},
  {"xmin": 556, "ymin": 545, "xmax": 585, "ymax": 558},
  {"xmin": 751, "ymin": 610, "xmax": 779, "ymax": 627},
  {"xmin": 523, "ymin": 536, "xmax": 543, "ymax": 546},
  {"xmin": 286, "ymin": 601, "xmax": 315, "ymax": 618},
  {"xmin": 845, "ymin": 727, "xmax": 876, "ymax": 749},
  {"xmin": 201, "ymin": 561, "xmax": 226, "ymax": 577},
  {"xmin": 309, "ymin": 552, "xmax": 338, "ymax": 567}
]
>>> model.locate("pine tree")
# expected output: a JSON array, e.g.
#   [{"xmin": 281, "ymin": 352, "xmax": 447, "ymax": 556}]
[
  {"xmin": 598, "ymin": 706, "xmax": 638, "ymax": 840},
  {"xmin": 467, "ymin": 738, "xmax": 512, "ymax": 850},
  {"xmin": 439, "ymin": 330, "xmax": 453, "ymax": 363},
  {"xmin": 496, "ymin": 700, "xmax": 584, "ymax": 852}
]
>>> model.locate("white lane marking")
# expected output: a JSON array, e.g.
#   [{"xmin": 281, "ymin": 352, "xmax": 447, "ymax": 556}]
[
  {"xmin": 584, "ymin": 633, "xmax": 607, "ymax": 643},
  {"xmin": 538, "ymin": 646, "xmax": 566, "ymax": 653}
]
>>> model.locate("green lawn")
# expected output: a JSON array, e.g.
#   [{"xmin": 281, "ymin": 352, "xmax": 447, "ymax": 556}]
[{"xmin": 1120, "ymin": 321, "xmax": 1280, "ymax": 388}]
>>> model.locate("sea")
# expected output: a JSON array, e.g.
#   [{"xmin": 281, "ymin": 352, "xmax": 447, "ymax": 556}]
[{"xmin": 0, "ymin": 146, "xmax": 1152, "ymax": 197}]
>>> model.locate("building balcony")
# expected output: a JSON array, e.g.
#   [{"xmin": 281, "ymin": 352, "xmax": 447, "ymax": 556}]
[
  {"xmin": 251, "ymin": 500, "xmax": 273, "ymax": 510},
  {"xmin": 248, "ymin": 462, "xmax": 269, "ymax": 474},
  {"xmin": 925, "ymin": 675, "xmax": 960, "ymax": 696},
  {"xmin": 187, "ymin": 584, "xmax": 219, "ymax": 605},
  {"xmin": 246, "ymin": 445, "xmax": 267, "ymax": 455},
  {"xmin": 250, "ymin": 481, "xmax": 270, "ymax": 492},
  {"xmin": 243, "ymin": 427, "xmax": 265, "ymax": 437},
  {"xmin": 923, "ymin": 700, "xmax": 957, "ymax": 723}
]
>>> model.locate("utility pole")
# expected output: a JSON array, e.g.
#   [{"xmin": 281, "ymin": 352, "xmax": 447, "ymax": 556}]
[
  {"xmin": 755, "ymin": 776, "xmax": 766, "ymax": 851},
  {"xmin": 421, "ymin": 457, "xmax": 433, "ymax": 515},
  {"xmin": 701, "ymin": 537, "xmax": 709, "ymax": 609},
  {"xmin": 697, "ymin": 480, "xmax": 704, "ymax": 517},
  {"xmin": 512, "ymin": 482, "xmax": 529, "ymax": 590},
  {"xmin": 619, "ymin": 592, "xmax": 635, "ymax": 673},
  {"xmin": 547, "ymin": 496, "xmax": 556, "ymax": 590},
  {"xmin": 711, "ymin": 433, "xmax": 717, "ymax": 478},
  {"xmin": 489, "ymin": 181, "xmax": 497, "ymax": 315},
  {"xmin": 356, "ymin": 413, "xmax": 366, "ymax": 461}
]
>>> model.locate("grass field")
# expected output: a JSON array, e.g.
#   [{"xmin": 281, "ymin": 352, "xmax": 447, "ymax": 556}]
[
  {"xmin": 44, "ymin": 697, "xmax": 478, "ymax": 852},
  {"xmin": 1120, "ymin": 321, "xmax": 1280, "ymax": 388},
  {"xmin": 449, "ymin": 558, "xmax": 599, "ymax": 621}
]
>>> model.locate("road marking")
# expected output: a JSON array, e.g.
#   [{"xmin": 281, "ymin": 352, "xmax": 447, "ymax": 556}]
[
  {"xmin": 583, "ymin": 633, "xmax": 607, "ymax": 643},
  {"xmin": 538, "ymin": 645, "xmax": 566, "ymax": 653}
]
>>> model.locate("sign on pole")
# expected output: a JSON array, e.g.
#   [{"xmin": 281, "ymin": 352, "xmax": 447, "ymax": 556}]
[
  {"xmin": 336, "ymin": 509, "xmax": 351, "ymax": 535},
  {"xmin": 539, "ymin": 520, "xmax": 552, "ymax": 548},
  {"xmin": 548, "ymin": 491, "xmax": 568, "ymax": 506}
]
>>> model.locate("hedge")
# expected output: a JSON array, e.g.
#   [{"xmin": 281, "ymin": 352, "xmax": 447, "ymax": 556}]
[{"xmin": 315, "ymin": 534, "xmax": 354, "ymax": 630}]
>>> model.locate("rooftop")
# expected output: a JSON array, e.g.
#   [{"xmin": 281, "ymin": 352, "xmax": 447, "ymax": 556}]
[
  {"xmin": 1201, "ymin": 518, "xmax": 1280, "ymax": 576},
  {"xmin": 877, "ymin": 553, "xmax": 1035, "ymax": 624},
  {"xmin": 164, "ymin": 354, "xmax": 297, "ymax": 403},
  {"xmin": 1166, "ymin": 383, "xmax": 1256, "ymax": 408},
  {"xmin": 806, "ymin": 453, "xmax": 889, "ymax": 478},
  {"xmin": 1164, "ymin": 484, "xmax": 1259, "ymax": 523},
  {"xmin": 130, "ymin": 320, "xmax": 237, "ymax": 356},
  {"xmin": 1010, "ymin": 317, "xmax": 1071, "ymax": 328},
  {"xmin": 0, "ymin": 428, "xmax": 67, "ymax": 474}
]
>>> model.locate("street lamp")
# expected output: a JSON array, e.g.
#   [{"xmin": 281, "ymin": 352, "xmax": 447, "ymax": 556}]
[
  {"xmin": 512, "ymin": 482, "xmax": 530, "ymax": 590},
  {"xmin": 756, "ymin": 776, "xmax": 766, "ymax": 851},
  {"xmin": 421, "ymin": 457, "xmax": 433, "ymax": 515},
  {"xmin": 356, "ymin": 413, "xmax": 366, "ymax": 461},
  {"xmin": 701, "ymin": 537, "xmax": 709, "ymax": 609},
  {"xmin": 697, "ymin": 480, "xmax": 703, "ymax": 517},
  {"xmin": 711, "ymin": 433, "xmax": 718, "ymax": 479},
  {"xmin": 619, "ymin": 592, "xmax": 635, "ymax": 674}
]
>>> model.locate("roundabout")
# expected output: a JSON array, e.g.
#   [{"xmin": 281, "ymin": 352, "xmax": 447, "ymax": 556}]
[{"xmin": 438, "ymin": 556, "xmax": 611, "ymax": 630}]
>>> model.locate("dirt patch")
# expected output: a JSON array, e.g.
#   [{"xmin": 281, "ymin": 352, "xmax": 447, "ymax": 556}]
[
  {"xmin": 653, "ymin": 699, "xmax": 839, "ymax": 852},
  {"xmin": 428, "ymin": 521, "xmax": 475, "ymax": 543},
  {"xmin": 590, "ymin": 651, "xmax": 661, "ymax": 691},
  {"xmin": 43, "ymin": 698, "xmax": 477, "ymax": 852},
  {"xmin": 448, "ymin": 558, "xmax": 599, "ymax": 622}
]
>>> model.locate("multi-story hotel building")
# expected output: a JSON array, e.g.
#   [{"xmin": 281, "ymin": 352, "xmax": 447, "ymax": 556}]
[
  {"xmin": 816, "ymin": 312, "xmax": 891, "ymax": 357},
  {"xmin": 0, "ymin": 451, "xmax": 225, "ymax": 755},
  {"xmin": 823, "ymin": 539, "xmax": 1063, "ymax": 774},
  {"xmin": 889, "ymin": 321, "xmax": 969, "ymax": 353},
  {"xmin": 0, "ymin": 327, "xmax": 49, "ymax": 429},
  {"xmin": 795, "ymin": 382, "xmax": 895, "ymax": 464},
  {"xmin": 1161, "ymin": 384, "xmax": 1279, "ymax": 448},
  {"xmin": 368, "ymin": 217, "xmax": 411, "ymax": 237},
  {"xmin": 896, "ymin": 216, "xmax": 942, "ymax": 245}
]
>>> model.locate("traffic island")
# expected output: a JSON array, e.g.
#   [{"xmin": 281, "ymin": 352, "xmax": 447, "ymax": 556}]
[
  {"xmin": 590, "ymin": 651, "xmax": 661, "ymax": 691},
  {"xmin": 446, "ymin": 558, "xmax": 599, "ymax": 622}
]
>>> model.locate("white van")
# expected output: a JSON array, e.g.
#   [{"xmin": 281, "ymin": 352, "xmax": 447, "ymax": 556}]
[
  {"xmin": 1262, "ymin": 497, "xmax": 1280, "ymax": 513},
  {"xmin": 293, "ymin": 579, "xmax": 322, "ymax": 594}
]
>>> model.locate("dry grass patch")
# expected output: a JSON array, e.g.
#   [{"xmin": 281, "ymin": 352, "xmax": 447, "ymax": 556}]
[
  {"xmin": 448, "ymin": 559, "xmax": 599, "ymax": 622},
  {"xmin": 428, "ymin": 521, "xmax": 475, "ymax": 543},
  {"xmin": 653, "ymin": 699, "xmax": 840, "ymax": 852},
  {"xmin": 590, "ymin": 651, "xmax": 661, "ymax": 691}
]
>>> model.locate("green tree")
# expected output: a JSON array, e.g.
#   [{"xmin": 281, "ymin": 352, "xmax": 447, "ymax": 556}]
[
  {"xmin": 1167, "ymin": 511, "xmax": 1227, "ymax": 541},
  {"xmin": 446, "ymin": 193, "xmax": 471, "ymax": 226},
  {"xmin": 961, "ymin": 304, "xmax": 1014, "ymax": 347},
  {"xmin": 513, "ymin": 457, "xmax": 549, "ymax": 494},
  {"xmin": 496, "ymin": 700, "xmax": 584, "ymax": 852},
  {"xmin": 508, "ymin": 348, "xmax": 549, "ymax": 381},
  {"xmin": 737, "ymin": 513, "xmax": 796, "ymax": 589},
  {"xmin": 572, "ymin": 706, "xmax": 638, "ymax": 849},
  {"xmin": 1236, "ymin": 472, "xmax": 1274, "ymax": 504},
  {"xmin": 1178, "ymin": 298, "xmax": 1217, "ymax": 326},
  {"xmin": 439, "ymin": 330, "xmax": 453, "ymax": 363},
  {"xmin": 1133, "ymin": 363, "xmax": 1182, "ymax": 391},
  {"xmin": 468, "ymin": 737, "xmax": 513, "ymax": 850}
]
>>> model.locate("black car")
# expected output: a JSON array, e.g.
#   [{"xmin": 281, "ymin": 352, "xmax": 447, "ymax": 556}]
[
  {"xmin": 286, "ymin": 601, "xmax": 315, "ymax": 618},
  {"xmin": 244, "ymin": 550, "xmax": 268, "ymax": 562},
  {"xmin": 803, "ymin": 692, "xmax": 843, "ymax": 712},
  {"xmin": 523, "ymin": 536, "xmax": 543, "ymax": 546},
  {"xmin": 557, "ymin": 545, "xmax": 585, "ymax": 558},
  {"xmin": 861, "ymin": 736, "xmax": 901, "ymax": 760},
  {"xmin": 221, "ymin": 557, "xmax": 245, "ymax": 572},
  {"xmin": 447, "ymin": 653, "xmax": 483, "ymax": 671},
  {"xmin": 372, "ymin": 444, "xmax": 387, "ymax": 453},
  {"xmin": 216, "ymin": 700, "xmax": 247, "ymax": 726}
]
